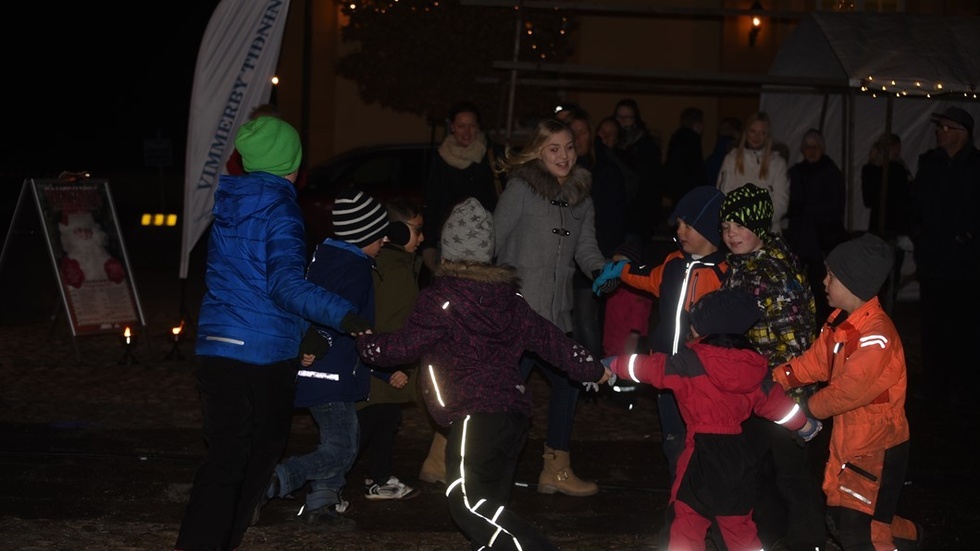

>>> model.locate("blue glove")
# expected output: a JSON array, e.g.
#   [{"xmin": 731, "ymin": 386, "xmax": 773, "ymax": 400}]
[{"xmin": 592, "ymin": 260, "xmax": 627, "ymax": 296}]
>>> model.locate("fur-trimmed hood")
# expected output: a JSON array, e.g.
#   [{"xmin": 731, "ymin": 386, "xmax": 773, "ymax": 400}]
[
  {"xmin": 436, "ymin": 261, "xmax": 520, "ymax": 286},
  {"xmin": 509, "ymin": 161, "xmax": 592, "ymax": 206}
]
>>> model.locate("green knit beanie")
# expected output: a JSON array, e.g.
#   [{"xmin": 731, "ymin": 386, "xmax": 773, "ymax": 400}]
[
  {"xmin": 720, "ymin": 183, "xmax": 773, "ymax": 239},
  {"xmin": 234, "ymin": 116, "xmax": 302, "ymax": 176}
]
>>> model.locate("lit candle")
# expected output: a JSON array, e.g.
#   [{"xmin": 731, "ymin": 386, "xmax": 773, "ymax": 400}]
[
  {"xmin": 123, "ymin": 326, "xmax": 133, "ymax": 346},
  {"xmin": 171, "ymin": 321, "xmax": 184, "ymax": 342}
]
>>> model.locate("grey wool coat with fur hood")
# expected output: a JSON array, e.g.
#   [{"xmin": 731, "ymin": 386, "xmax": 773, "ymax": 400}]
[{"xmin": 493, "ymin": 161, "xmax": 607, "ymax": 333}]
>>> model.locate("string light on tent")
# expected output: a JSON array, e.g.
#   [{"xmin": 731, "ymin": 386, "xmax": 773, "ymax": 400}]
[{"xmin": 859, "ymin": 75, "xmax": 977, "ymax": 100}]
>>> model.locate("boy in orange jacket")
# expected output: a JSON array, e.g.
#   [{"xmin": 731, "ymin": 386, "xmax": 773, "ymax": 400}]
[{"xmin": 773, "ymin": 233, "xmax": 923, "ymax": 550}]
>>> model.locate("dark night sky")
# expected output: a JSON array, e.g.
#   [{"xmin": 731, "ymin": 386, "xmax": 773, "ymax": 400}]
[{"xmin": 6, "ymin": 3, "xmax": 221, "ymax": 178}]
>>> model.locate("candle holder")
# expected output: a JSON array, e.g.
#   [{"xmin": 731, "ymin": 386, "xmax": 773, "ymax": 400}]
[
  {"xmin": 165, "ymin": 321, "xmax": 186, "ymax": 361},
  {"xmin": 119, "ymin": 326, "xmax": 139, "ymax": 365}
]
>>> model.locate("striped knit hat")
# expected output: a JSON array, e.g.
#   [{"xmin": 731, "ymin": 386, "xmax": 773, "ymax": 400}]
[
  {"xmin": 331, "ymin": 188, "xmax": 389, "ymax": 248},
  {"xmin": 719, "ymin": 183, "xmax": 773, "ymax": 239}
]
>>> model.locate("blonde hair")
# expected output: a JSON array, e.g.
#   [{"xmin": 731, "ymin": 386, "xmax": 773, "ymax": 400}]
[
  {"xmin": 734, "ymin": 111, "xmax": 774, "ymax": 180},
  {"xmin": 494, "ymin": 119, "xmax": 572, "ymax": 174}
]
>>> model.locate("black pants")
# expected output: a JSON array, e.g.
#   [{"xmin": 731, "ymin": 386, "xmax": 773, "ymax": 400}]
[
  {"xmin": 175, "ymin": 356, "xmax": 298, "ymax": 551},
  {"xmin": 357, "ymin": 402, "xmax": 402, "ymax": 484},
  {"xmin": 445, "ymin": 412, "xmax": 558, "ymax": 551},
  {"xmin": 827, "ymin": 441, "xmax": 918, "ymax": 550},
  {"xmin": 744, "ymin": 415, "xmax": 828, "ymax": 550}
]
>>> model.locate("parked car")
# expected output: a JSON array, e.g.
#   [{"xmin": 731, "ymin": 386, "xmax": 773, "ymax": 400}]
[{"xmin": 297, "ymin": 143, "xmax": 435, "ymax": 250}]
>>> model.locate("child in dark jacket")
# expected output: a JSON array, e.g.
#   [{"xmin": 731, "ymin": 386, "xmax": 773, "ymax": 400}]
[
  {"xmin": 602, "ymin": 288, "xmax": 821, "ymax": 551},
  {"xmin": 357, "ymin": 197, "xmax": 610, "ymax": 551},
  {"xmin": 255, "ymin": 188, "xmax": 390, "ymax": 531},
  {"xmin": 594, "ymin": 185, "xmax": 728, "ymax": 483}
]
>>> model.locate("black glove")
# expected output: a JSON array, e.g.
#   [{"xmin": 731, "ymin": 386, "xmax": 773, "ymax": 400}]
[
  {"xmin": 299, "ymin": 326, "xmax": 332, "ymax": 358},
  {"xmin": 340, "ymin": 311, "xmax": 373, "ymax": 335}
]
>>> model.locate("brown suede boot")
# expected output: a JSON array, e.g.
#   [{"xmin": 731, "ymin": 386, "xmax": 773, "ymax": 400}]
[
  {"xmin": 537, "ymin": 445, "xmax": 598, "ymax": 496},
  {"xmin": 418, "ymin": 432, "xmax": 447, "ymax": 485}
]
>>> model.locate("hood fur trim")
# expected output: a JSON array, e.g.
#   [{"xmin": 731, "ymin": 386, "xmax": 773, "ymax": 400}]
[
  {"xmin": 510, "ymin": 161, "xmax": 592, "ymax": 206},
  {"xmin": 436, "ymin": 261, "xmax": 521, "ymax": 285}
]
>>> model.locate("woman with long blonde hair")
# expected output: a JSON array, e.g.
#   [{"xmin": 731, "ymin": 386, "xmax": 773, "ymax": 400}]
[
  {"xmin": 493, "ymin": 118, "xmax": 608, "ymax": 498},
  {"xmin": 716, "ymin": 112, "xmax": 789, "ymax": 234}
]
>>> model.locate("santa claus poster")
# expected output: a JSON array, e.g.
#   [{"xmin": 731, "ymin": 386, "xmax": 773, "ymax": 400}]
[{"xmin": 31, "ymin": 179, "xmax": 144, "ymax": 336}]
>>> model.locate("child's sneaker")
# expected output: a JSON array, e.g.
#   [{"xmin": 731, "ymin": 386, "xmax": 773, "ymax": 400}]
[
  {"xmin": 364, "ymin": 476, "xmax": 420, "ymax": 500},
  {"xmin": 333, "ymin": 495, "xmax": 350, "ymax": 514}
]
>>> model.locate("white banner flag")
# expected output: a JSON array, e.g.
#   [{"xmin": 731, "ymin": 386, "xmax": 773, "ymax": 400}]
[{"xmin": 179, "ymin": 0, "xmax": 292, "ymax": 279}]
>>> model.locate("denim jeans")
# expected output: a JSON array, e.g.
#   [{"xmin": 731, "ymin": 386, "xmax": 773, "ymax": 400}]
[
  {"xmin": 519, "ymin": 354, "xmax": 579, "ymax": 451},
  {"xmin": 276, "ymin": 401, "xmax": 359, "ymax": 510}
]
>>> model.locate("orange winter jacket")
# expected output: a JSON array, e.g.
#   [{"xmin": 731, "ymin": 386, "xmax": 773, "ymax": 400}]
[
  {"xmin": 620, "ymin": 249, "xmax": 727, "ymax": 354},
  {"xmin": 774, "ymin": 297, "xmax": 910, "ymax": 494}
]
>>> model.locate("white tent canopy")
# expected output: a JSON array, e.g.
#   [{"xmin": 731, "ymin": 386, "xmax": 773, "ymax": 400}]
[{"xmin": 760, "ymin": 12, "xmax": 980, "ymax": 233}]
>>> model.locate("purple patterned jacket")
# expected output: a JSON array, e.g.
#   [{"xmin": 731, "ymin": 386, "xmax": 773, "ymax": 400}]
[{"xmin": 357, "ymin": 261, "xmax": 604, "ymax": 427}]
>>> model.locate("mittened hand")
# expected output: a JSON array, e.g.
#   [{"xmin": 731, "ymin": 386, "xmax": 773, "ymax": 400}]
[
  {"xmin": 592, "ymin": 260, "xmax": 628, "ymax": 296},
  {"xmin": 600, "ymin": 356, "xmax": 622, "ymax": 382},
  {"xmin": 596, "ymin": 278, "xmax": 621, "ymax": 296},
  {"xmin": 794, "ymin": 417, "xmax": 823, "ymax": 447},
  {"xmin": 341, "ymin": 311, "xmax": 373, "ymax": 335}
]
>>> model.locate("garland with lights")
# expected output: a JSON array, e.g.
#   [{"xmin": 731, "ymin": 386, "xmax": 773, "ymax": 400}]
[
  {"xmin": 335, "ymin": 0, "xmax": 575, "ymax": 125},
  {"xmin": 859, "ymin": 76, "xmax": 978, "ymax": 100}
]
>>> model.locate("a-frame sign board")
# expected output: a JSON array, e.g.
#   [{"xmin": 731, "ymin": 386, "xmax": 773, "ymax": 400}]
[{"xmin": 0, "ymin": 178, "xmax": 145, "ymax": 357}]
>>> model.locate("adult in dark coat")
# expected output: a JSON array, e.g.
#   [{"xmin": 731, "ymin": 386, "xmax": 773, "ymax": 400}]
[
  {"xmin": 909, "ymin": 106, "xmax": 980, "ymax": 406},
  {"xmin": 421, "ymin": 101, "xmax": 504, "ymax": 275},
  {"xmin": 786, "ymin": 129, "xmax": 848, "ymax": 320},
  {"xmin": 662, "ymin": 107, "xmax": 708, "ymax": 210},
  {"xmin": 562, "ymin": 108, "xmax": 628, "ymax": 358},
  {"xmin": 862, "ymin": 133, "xmax": 912, "ymax": 237},
  {"xmin": 614, "ymin": 98, "xmax": 665, "ymax": 240}
]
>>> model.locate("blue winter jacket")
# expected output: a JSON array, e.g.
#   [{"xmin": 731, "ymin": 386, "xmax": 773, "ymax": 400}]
[
  {"xmin": 195, "ymin": 172, "xmax": 356, "ymax": 364},
  {"xmin": 294, "ymin": 239, "xmax": 377, "ymax": 407}
]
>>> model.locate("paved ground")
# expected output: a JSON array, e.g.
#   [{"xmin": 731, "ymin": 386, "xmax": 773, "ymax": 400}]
[{"xmin": 0, "ymin": 229, "xmax": 976, "ymax": 550}]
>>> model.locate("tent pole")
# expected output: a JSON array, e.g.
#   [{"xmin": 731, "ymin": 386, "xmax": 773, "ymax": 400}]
[
  {"xmin": 845, "ymin": 90, "xmax": 856, "ymax": 233},
  {"xmin": 505, "ymin": 1, "xmax": 524, "ymax": 145},
  {"xmin": 878, "ymin": 95, "xmax": 894, "ymax": 237}
]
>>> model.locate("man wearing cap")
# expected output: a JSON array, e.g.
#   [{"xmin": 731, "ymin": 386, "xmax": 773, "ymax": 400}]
[
  {"xmin": 176, "ymin": 117, "xmax": 372, "ymax": 551},
  {"xmin": 257, "ymin": 188, "xmax": 393, "ymax": 531},
  {"xmin": 773, "ymin": 233, "xmax": 923, "ymax": 550},
  {"xmin": 909, "ymin": 106, "xmax": 980, "ymax": 406}
]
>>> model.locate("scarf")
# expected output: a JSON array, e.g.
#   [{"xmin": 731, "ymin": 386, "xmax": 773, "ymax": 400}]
[{"xmin": 438, "ymin": 133, "xmax": 487, "ymax": 170}]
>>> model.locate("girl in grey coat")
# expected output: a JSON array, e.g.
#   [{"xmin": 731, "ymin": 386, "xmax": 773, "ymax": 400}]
[{"xmin": 493, "ymin": 119, "xmax": 608, "ymax": 497}]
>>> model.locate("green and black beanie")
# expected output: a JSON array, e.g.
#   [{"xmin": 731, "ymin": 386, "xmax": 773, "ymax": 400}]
[{"xmin": 720, "ymin": 183, "xmax": 773, "ymax": 239}]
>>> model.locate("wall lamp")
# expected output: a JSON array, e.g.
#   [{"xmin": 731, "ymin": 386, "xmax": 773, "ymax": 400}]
[{"xmin": 749, "ymin": 1, "xmax": 763, "ymax": 47}]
